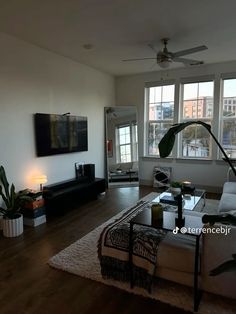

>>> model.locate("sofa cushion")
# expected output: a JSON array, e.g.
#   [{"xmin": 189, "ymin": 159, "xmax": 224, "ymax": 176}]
[
  {"xmin": 120, "ymin": 162, "xmax": 133, "ymax": 171},
  {"xmin": 223, "ymin": 181, "xmax": 236, "ymax": 194},
  {"xmin": 109, "ymin": 164, "xmax": 121, "ymax": 172},
  {"xmin": 218, "ymin": 193, "xmax": 236, "ymax": 212},
  {"xmin": 157, "ymin": 232, "xmax": 197, "ymax": 273}
]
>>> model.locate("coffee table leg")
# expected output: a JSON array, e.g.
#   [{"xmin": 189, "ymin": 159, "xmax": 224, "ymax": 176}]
[
  {"xmin": 129, "ymin": 222, "xmax": 134, "ymax": 288},
  {"xmin": 203, "ymin": 191, "xmax": 206, "ymax": 207}
]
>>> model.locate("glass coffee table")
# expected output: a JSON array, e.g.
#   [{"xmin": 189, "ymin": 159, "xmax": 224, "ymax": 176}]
[{"xmin": 153, "ymin": 189, "xmax": 206, "ymax": 212}]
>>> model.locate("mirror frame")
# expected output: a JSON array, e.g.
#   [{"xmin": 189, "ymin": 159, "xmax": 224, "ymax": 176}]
[{"xmin": 104, "ymin": 106, "xmax": 139, "ymax": 187}]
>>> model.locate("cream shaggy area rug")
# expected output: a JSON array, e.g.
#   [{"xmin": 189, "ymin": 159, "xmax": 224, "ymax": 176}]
[{"xmin": 49, "ymin": 193, "xmax": 236, "ymax": 314}]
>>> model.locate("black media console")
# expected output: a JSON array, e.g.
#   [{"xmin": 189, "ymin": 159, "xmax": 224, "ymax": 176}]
[{"xmin": 43, "ymin": 177, "xmax": 106, "ymax": 216}]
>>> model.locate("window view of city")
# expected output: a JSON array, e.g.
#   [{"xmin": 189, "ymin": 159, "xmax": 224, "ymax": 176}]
[
  {"xmin": 181, "ymin": 81, "xmax": 213, "ymax": 158},
  {"xmin": 222, "ymin": 79, "xmax": 236, "ymax": 158},
  {"xmin": 147, "ymin": 78, "xmax": 236, "ymax": 159},
  {"xmin": 148, "ymin": 85, "xmax": 174, "ymax": 155}
]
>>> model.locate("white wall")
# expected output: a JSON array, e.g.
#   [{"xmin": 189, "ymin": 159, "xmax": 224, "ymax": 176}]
[
  {"xmin": 0, "ymin": 33, "xmax": 115, "ymax": 191},
  {"xmin": 115, "ymin": 61, "xmax": 236, "ymax": 192}
]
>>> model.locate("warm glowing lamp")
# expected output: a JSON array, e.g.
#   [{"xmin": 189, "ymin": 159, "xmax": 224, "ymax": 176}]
[{"xmin": 34, "ymin": 175, "xmax": 47, "ymax": 191}]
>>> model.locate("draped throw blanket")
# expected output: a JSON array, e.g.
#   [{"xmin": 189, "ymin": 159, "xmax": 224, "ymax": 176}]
[{"xmin": 98, "ymin": 201, "xmax": 167, "ymax": 290}]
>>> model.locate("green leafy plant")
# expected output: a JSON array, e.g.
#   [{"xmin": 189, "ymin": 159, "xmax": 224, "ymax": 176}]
[
  {"xmin": 170, "ymin": 181, "xmax": 182, "ymax": 188},
  {"xmin": 158, "ymin": 121, "xmax": 236, "ymax": 177},
  {"xmin": 0, "ymin": 166, "xmax": 32, "ymax": 219}
]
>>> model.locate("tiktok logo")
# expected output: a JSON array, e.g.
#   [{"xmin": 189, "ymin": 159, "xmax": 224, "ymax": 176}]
[
  {"xmin": 173, "ymin": 227, "xmax": 179, "ymax": 234},
  {"xmin": 173, "ymin": 226, "xmax": 188, "ymax": 234}
]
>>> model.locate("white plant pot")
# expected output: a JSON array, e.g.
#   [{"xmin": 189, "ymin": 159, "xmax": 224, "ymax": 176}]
[
  {"xmin": 170, "ymin": 187, "xmax": 181, "ymax": 196},
  {"xmin": 2, "ymin": 214, "xmax": 24, "ymax": 237}
]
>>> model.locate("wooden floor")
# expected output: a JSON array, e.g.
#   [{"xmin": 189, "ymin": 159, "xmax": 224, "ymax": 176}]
[{"xmin": 0, "ymin": 185, "xmax": 219, "ymax": 314}]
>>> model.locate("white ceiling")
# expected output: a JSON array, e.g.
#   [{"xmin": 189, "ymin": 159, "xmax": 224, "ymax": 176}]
[{"xmin": 0, "ymin": 0, "xmax": 236, "ymax": 76}]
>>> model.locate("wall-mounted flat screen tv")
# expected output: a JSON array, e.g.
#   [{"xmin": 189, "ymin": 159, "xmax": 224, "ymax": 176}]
[{"xmin": 34, "ymin": 113, "xmax": 88, "ymax": 157}]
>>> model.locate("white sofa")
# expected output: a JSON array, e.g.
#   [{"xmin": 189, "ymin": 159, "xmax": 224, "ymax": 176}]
[
  {"xmin": 109, "ymin": 161, "xmax": 139, "ymax": 182},
  {"xmin": 154, "ymin": 183, "xmax": 236, "ymax": 300},
  {"xmin": 156, "ymin": 219, "xmax": 236, "ymax": 300},
  {"xmin": 218, "ymin": 181, "xmax": 236, "ymax": 214}
]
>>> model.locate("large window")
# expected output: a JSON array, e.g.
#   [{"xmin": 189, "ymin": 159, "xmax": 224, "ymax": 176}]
[
  {"xmin": 117, "ymin": 123, "xmax": 138, "ymax": 163},
  {"xmin": 147, "ymin": 84, "xmax": 175, "ymax": 155},
  {"xmin": 180, "ymin": 81, "xmax": 214, "ymax": 158},
  {"xmin": 221, "ymin": 78, "xmax": 236, "ymax": 158},
  {"xmin": 145, "ymin": 76, "xmax": 236, "ymax": 160}
]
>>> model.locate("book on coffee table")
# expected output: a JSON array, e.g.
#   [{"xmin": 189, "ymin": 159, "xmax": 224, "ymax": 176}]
[{"xmin": 160, "ymin": 195, "xmax": 178, "ymax": 205}]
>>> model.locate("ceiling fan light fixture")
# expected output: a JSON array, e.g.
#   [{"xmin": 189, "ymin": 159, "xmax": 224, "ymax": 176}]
[
  {"xmin": 159, "ymin": 60, "xmax": 170, "ymax": 68},
  {"xmin": 122, "ymin": 39, "xmax": 207, "ymax": 70}
]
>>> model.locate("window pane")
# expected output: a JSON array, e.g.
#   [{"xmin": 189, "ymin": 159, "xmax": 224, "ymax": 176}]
[
  {"xmin": 119, "ymin": 128, "xmax": 125, "ymax": 135},
  {"xmin": 149, "ymin": 87, "xmax": 155, "ymax": 103},
  {"xmin": 147, "ymin": 84, "xmax": 175, "ymax": 156},
  {"xmin": 149, "ymin": 86, "xmax": 162, "ymax": 103},
  {"xmin": 223, "ymin": 79, "xmax": 236, "ymax": 97},
  {"xmin": 183, "ymin": 98, "xmax": 213, "ymax": 119},
  {"xmin": 120, "ymin": 144, "xmax": 131, "ymax": 163},
  {"xmin": 148, "ymin": 122, "xmax": 173, "ymax": 155},
  {"xmin": 162, "ymin": 85, "xmax": 175, "ymax": 102},
  {"xmin": 125, "ymin": 133, "xmax": 130, "ymax": 143},
  {"xmin": 134, "ymin": 124, "xmax": 138, "ymax": 142},
  {"xmin": 149, "ymin": 103, "xmax": 161, "ymax": 120},
  {"xmin": 198, "ymin": 81, "xmax": 214, "ymax": 98},
  {"xmin": 222, "ymin": 79, "xmax": 236, "ymax": 157},
  {"xmin": 120, "ymin": 146, "xmax": 126, "ymax": 154},
  {"xmin": 162, "ymin": 102, "xmax": 174, "ymax": 119},
  {"xmin": 119, "ymin": 134, "xmax": 126, "ymax": 145},
  {"xmin": 183, "ymin": 83, "xmax": 198, "ymax": 100},
  {"xmin": 149, "ymin": 102, "xmax": 174, "ymax": 120},
  {"xmin": 222, "ymin": 120, "xmax": 236, "ymax": 158},
  {"xmin": 204, "ymin": 97, "xmax": 214, "ymax": 118},
  {"xmin": 119, "ymin": 126, "xmax": 130, "ymax": 144},
  {"xmin": 182, "ymin": 125, "xmax": 210, "ymax": 158},
  {"xmin": 183, "ymin": 100, "xmax": 197, "ymax": 119}
]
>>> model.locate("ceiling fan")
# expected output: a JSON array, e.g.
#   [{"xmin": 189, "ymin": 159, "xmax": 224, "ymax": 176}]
[{"xmin": 123, "ymin": 38, "xmax": 208, "ymax": 68}]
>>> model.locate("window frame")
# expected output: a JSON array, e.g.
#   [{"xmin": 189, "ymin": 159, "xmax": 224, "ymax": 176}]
[
  {"xmin": 116, "ymin": 122, "xmax": 138, "ymax": 163},
  {"xmin": 178, "ymin": 78, "xmax": 215, "ymax": 160},
  {"xmin": 220, "ymin": 76, "xmax": 236, "ymax": 159},
  {"xmin": 144, "ymin": 75, "xmax": 222, "ymax": 160},
  {"xmin": 145, "ymin": 80, "xmax": 176, "ymax": 157}
]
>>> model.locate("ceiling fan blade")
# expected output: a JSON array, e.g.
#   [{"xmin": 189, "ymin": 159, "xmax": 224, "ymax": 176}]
[
  {"xmin": 173, "ymin": 57, "xmax": 204, "ymax": 65},
  {"xmin": 148, "ymin": 43, "xmax": 158, "ymax": 53},
  {"xmin": 173, "ymin": 45, "xmax": 208, "ymax": 58},
  {"xmin": 122, "ymin": 57, "xmax": 156, "ymax": 62}
]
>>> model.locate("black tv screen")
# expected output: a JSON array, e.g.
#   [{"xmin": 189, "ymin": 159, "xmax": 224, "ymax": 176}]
[{"xmin": 34, "ymin": 113, "xmax": 88, "ymax": 157}]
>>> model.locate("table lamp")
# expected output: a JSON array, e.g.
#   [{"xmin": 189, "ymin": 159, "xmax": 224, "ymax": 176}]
[{"xmin": 34, "ymin": 175, "xmax": 47, "ymax": 191}]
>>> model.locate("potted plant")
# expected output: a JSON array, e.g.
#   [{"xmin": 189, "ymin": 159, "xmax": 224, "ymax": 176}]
[
  {"xmin": 170, "ymin": 181, "xmax": 182, "ymax": 195},
  {"xmin": 0, "ymin": 166, "xmax": 32, "ymax": 237}
]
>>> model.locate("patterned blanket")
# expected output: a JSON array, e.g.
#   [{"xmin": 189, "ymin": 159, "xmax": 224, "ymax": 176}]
[{"xmin": 97, "ymin": 200, "xmax": 167, "ymax": 290}]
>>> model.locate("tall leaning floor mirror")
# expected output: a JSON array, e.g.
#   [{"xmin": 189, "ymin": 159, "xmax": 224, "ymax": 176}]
[{"xmin": 104, "ymin": 106, "xmax": 139, "ymax": 188}]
